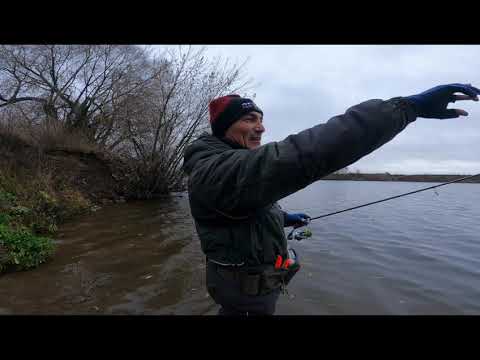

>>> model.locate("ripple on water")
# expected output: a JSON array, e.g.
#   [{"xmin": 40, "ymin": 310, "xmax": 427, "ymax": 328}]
[
  {"xmin": 1, "ymin": 182, "xmax": 479, "ymax": 314},
  {"xmin": 279, "ymin": 181, "xmax": 480, "ymax": 314}
]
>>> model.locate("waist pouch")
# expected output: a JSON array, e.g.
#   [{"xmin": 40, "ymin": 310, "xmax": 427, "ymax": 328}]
[{"xmin": 239, "ymin": 261, "xmax": 301, "ymax": 296}]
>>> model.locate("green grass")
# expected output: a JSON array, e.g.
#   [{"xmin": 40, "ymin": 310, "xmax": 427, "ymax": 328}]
[
  {"xmin": 0, "ymin": 218, "xmax": 54, "ymax": 272},
  {"xmin": 0, "ymin": 129, "xmax": 95, "ymax": 274},
  {"xmin": 0, "ymin": 186, "xmax": 54, "ymax": 273},
  {"xmin": 0, "ymin": 172, "xmax": 89, "ymax": 274}
]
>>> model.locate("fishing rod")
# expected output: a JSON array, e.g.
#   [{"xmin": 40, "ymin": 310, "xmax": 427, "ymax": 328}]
[
  {"xmin": 287, "ymin": 173, "xmax": 480, "ymax": 241},
  {"xmin": 310, "ymin": 173, "xmax": 480, "ymax": 221}
]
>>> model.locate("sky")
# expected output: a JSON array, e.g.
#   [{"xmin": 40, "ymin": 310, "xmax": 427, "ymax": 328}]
[{"xmin": 155, "ymin": 45, "xmax": 480, "ymax": 175}]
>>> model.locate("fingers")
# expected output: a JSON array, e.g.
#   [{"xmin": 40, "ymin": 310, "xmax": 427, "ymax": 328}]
[
  {"xmin": 453, "ymin": 94, "xmax": 479, "ymax": 102},
  {"xmin": 448, "ymin": 83, "xmax": 480, "ymax": 98},
  {"xmin": 441, "ymin": 109, "xmax": 465, "ymax": 119},
  {"xmin": 294, "ymin": 217, "xmax": 310, "ymax": 228},
  {"xmin": 460, "ymin": 83, "xmax": 480, "ymax": 93},
  {"xmin": 468, "ymin": 84, "xmax": 480, "ymax": 93},
  {"xmin": 449, "ymin": 83, "xmax": 480, "ymax": 91}
]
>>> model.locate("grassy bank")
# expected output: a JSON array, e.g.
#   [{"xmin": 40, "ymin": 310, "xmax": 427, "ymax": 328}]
[
  {"xmin": 0, "ymin": 130, "xmax": 118, "ymax": 274},
  {"xmin": 0, "ymin": 212, "xmax": 54, "ymax": 273},
  {"xmin": 0, "ymin": 160, "xmax": 92, "ymax": 273}
]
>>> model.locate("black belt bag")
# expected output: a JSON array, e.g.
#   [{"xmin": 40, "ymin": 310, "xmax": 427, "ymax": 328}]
[
  {"xmin": 258, "ymin": 247, "xmax": 301, "ymax": 295},
  {"xmin": 257, "ymin": 262, "xmax": 301, "ymax": 296},
  {"xmin": 215, "ymin": 261, "xmax": 301, "ymax": 297}
]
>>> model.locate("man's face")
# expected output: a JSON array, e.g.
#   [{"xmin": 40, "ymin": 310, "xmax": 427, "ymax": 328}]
[{"xmin": 224, "ymin": 111, "xmax": 265, "ymax": 149}]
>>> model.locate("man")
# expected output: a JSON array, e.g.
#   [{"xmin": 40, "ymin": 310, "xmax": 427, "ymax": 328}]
[{"xmin": 183, "ymin": 84, "xmax": 480, "ymax": 315}]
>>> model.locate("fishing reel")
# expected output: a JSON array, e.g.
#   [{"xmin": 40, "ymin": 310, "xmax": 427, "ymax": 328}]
[{"xmin": 287, "ymin": 227, "xmax": 313, "ymax": 241}]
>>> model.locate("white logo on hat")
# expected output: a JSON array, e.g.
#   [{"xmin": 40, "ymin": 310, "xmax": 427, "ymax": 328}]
[{"xmin": 241, "ymin": 102, "xmax": 254, "ymax": 109}]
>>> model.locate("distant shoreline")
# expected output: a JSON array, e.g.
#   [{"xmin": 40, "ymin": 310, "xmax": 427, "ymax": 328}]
[{"xmin": 322, "ymin": 173, "xmax": 480, "ymax": 183}]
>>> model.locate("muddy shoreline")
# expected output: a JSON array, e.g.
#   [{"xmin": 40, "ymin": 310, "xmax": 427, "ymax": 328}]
[{"xmin": 0, "ymin": 196, "xmax": 218, "ymax": 315}]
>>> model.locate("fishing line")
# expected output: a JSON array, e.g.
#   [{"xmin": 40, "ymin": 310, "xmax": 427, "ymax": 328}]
[
  {"xmin": 309, "ymin": 173, "xmax": 480, "ymax": 221},
  {"xmin": 287, "ymin": 173, "xmax": 480, "ymax": 241}
]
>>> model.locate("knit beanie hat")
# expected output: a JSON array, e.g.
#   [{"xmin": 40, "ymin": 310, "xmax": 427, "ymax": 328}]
[{"xmin": 209, "ymin": 95, "xmax": 263, "ymax": 137}]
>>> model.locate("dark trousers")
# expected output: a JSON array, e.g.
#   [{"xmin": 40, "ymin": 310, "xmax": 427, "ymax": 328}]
[{"xmin": 206, "ymin": 261, "xmax": 281, "ymax": 316}]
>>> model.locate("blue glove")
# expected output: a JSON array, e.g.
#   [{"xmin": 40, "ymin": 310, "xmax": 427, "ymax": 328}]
[
  {"xmin": 284, "ymin": 212, "xmax": 311, "ymax": 228},
  {"xmin": 406, "ymin": 83, "xmax": 480, "ymax": 119}
]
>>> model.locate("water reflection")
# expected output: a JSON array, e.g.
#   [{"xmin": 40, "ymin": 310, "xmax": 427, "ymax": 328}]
[
  {"xmin": 1, "ymin": 181, "xmax": 480, "ymax": 315},
  {"xmin": 0, "ymin": 195, "xmax": 216, "ymax": 315}
]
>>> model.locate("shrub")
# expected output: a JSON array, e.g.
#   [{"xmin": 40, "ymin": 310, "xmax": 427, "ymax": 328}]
[{"xmin": 0, "ymin": 223, "xmax": 54, "ymax": 272}]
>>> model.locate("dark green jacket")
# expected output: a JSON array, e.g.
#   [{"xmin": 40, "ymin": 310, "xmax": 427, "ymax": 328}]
[{"xmin": 183, "ymin": 97, "xmax": 417, "ymax": 267}]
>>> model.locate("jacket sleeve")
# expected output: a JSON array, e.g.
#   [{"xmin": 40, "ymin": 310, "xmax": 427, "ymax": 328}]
[{"xmin": 190, "ymin": 97, "xmax": 417, "ymax": 217}]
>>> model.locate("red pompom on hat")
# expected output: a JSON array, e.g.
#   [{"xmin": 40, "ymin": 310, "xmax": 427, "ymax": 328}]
[{"xmin": 209, "ymin": 94, "xmax": 263, "ymax": 137}]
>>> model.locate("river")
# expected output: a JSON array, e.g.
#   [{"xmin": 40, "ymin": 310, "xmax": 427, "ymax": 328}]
[{"xmin": 1, "ymin": 180, "xmax": 479, "ymax": 315}]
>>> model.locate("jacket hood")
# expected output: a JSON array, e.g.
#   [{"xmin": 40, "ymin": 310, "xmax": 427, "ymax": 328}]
[{"xmin": 183, "ymin": 132, "xmax": 238, "ymax": 175}]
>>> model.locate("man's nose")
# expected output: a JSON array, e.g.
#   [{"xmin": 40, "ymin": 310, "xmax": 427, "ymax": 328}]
[{"xmin": 255, "ymin": 121, "xmax": 265, "ymax": 133}]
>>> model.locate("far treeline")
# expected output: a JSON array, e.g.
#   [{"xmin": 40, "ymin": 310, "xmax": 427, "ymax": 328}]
[{"xmin": 327, "ymin": 170, "xmax": 480, "ymax": 183}]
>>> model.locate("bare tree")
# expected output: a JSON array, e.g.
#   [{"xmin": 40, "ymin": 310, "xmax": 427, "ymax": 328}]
[
  {"xmin": 0, "ymin": 45, "xmax": 157, "ymax": 142},
  {"xmin": 121, "ymin": 46, "xmax": 251, "ymax": 197},
  {"xmin": 0, "ymin": 45, "xmax": 252, "ymax": 197}
]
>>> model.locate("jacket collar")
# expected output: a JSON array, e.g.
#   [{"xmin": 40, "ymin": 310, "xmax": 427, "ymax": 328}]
[{"xmin": 218, "ymin": 136, "xmax": 248, "ymax": 150}]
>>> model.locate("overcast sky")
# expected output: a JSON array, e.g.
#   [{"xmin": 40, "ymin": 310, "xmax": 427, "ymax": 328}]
[{"xmin": 158, "ymin": 45, "xmax": 480, "ymax": 175}]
